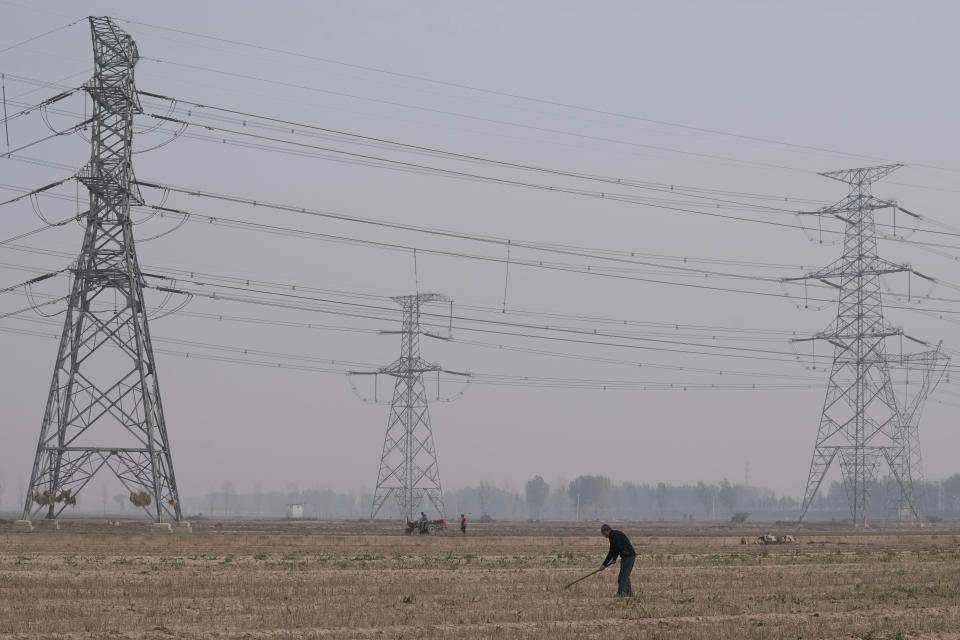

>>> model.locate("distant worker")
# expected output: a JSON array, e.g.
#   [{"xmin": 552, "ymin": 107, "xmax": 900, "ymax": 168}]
[
  {"xmin": 599, "ymin": 524, "xmax": 636, "ymax": 597},
  {"xmin": 460, "ymin": 514, "xmax": 467, "ymax": 535},
  {"xmin": 418, "ymin": 511, "xmax": 429, "ymax": 535}
]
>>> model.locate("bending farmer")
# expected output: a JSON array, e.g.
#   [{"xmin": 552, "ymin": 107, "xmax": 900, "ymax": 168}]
[{"xmin": 600, "ymin": 523, "xmax": 636, "ymax": 597}]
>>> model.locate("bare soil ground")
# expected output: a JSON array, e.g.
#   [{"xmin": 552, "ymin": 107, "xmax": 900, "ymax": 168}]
[{"xmin": 2, "ymin": 519, "xmax": 960, "ymax": 639}]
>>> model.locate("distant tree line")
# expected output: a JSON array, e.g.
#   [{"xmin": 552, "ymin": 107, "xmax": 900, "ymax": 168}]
[
  {"xmin": 438, "ymin": 474, "xmax": 960, "ymax": 523},
  {"xmin": 443, "ymin": 475, "xmax": 795, "ymax": 522},
  {"xmin": 8, "ymin": 472, "xmax": 960, "ymax": 522}
]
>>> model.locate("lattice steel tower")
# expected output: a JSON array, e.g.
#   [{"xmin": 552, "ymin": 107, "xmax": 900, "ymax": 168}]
[
  {"xmin": 367, "ymin": 294, "xmax": 450, "ymax": 521},
  {"xmin": 22, "ymin": 17, "xmax": 181, "ymax": 522},
  {"xmin": 789, "ymin": 165, "xmax": 946, "ymax": 525}
]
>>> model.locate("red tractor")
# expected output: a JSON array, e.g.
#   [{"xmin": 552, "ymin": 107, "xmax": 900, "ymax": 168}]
[{"xmin": 404, "ymin": 518, "xmax": 447, "ymax": 535}]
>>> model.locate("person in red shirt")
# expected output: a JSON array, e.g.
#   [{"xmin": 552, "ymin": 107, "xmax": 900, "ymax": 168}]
[{"xmin": 460, "ymin": 514, "xmax": 467, "ymax": 535}]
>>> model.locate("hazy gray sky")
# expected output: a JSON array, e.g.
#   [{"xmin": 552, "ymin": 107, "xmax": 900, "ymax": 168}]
[{"xmin": 1, "ymin": 0, "xmax": 958, "ymax": 511}]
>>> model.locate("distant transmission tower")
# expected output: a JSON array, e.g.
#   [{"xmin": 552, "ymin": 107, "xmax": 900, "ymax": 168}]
[
  {"xmin": 788, "ymin": 165, "xmax": 947, "ymax": 525},
  {"xmin": 887, "ymin": 344, "xmax": 947, "ymax": 519},
  {"xmin": 22, "ymin": 17, "xmax": 182, "ymax": 523},
  {"xmin": 352, "ymin": 293, "xmax": 461, "ymax": 521}
]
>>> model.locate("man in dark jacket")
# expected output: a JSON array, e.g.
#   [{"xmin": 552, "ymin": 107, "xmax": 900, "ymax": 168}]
[
  {"xmin": 600, "ymin": 523, "xmax": 636, "ymax": 596},
  {"xmin": 418, "ymin": 511, "xmax": 429, "ymax": 535}
]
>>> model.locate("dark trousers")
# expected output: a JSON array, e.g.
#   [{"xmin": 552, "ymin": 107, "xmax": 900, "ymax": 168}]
[{"xmin": 617, "ymin": 555, "xmax": 635, "ymax": 596}]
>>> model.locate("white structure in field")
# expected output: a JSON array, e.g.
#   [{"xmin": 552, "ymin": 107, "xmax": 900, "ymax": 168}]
[{"xmin": 287, "ymin": 504, "xmax": 304, "ymax": 520}]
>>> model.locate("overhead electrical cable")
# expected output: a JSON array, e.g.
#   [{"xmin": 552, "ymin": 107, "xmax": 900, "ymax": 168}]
[
  {"xmin": 140, "ymin": 92, "xmax": 810, "ymax": 214},
  {"xmin": 0, "ymin": 87, "xmax": 77, "ymax": 126},
  {"xmin": 2, "ymin": 73, "xmax": 831, "ymax": 207},
  {"xmin": 132, "ymin": 182, "xmax": 960, "ymax": 298},
  {"xmin": 134, "ymin": 57, "xmax": 810, "ymax": 173},
  {"xmin": 116, "ymin": 15, "xmax": 950, "ymax": 171},
  {"xmin": 138, "ymin": 278, "xmax": 850, "ymax": 364},
  {"xmin": 3, "ymin": 288, "xmax": 835, "ymax": 383},
  {"xmin": 0, "ymin": 116, "xmax": 92, "ymax": 156},
  {"xmin": 0, "ymin": 319, "xmax": 836, "ymax": 391},
  {"xmin": 5, "ymin": 201, "xmax": 960, "ymax": 326},
  {"xmin": 148, "ymin": 179, "xmax": 815, "ymax": 262},
  {"xmin": 134, "ymin": 178, "xmax": 960, "ymax": 266},
  {"xmin": 24, "ymin": 245, "xmax": 806, "ymax": 337},
  {"xmin": 0, "ymin": 176, "xmax": 74, "ymax": 207},
  {"xmin": 10, "ymin": 87, "xmax": 958, "ymax": 250},
  {"xmin": 1, "ymin": 151, "xmax": 76, "ymax": 172},
  {"xmin": 0, "ymin": 19, "xmax": 82, "ymax": 56},
  {"xmin": 7, "ymin": 269, "xmax": 953, "ymax": 375},
  {"xmin": 0, "ymin": 307, "xmax": 840, "ymax": 388}
]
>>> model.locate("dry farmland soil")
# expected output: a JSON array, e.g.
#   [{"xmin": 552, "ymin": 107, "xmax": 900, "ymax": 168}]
[{"xmin": 2, "ymin": 520, "xmax": 960, "ymax": 639}]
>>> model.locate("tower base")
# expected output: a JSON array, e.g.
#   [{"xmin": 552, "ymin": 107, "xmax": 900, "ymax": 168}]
[{"xmin": 11, "ymin": 520, "xmax": 34, "ymax": 532}]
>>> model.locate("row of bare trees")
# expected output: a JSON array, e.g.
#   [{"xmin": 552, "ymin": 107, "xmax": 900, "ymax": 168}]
[
  {"xmin": 451, "ymin": 475, "xmax": 789, "ymax": 522},
  {"xmin": 9, "ymin": 472, "xmax": 960, "ymax": 521}
]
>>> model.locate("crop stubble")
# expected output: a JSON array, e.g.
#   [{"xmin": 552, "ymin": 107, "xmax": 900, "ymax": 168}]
[{"xmin": 1, "ymin": 521, "xmax": 960, "ymax": 639}]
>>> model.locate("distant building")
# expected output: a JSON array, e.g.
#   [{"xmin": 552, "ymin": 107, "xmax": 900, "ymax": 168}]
[{"xmin": 287, "ymin": 504, "xmax": 304, "ymax": 520}]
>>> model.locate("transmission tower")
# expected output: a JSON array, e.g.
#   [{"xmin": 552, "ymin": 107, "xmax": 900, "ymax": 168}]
[
  {"xmin": 21, "ymin": 17, "xmax": 182, "ymax": 523},
  {"xmin": 886, "ymin": 345, "xmax": 947, "ymax": 519},
  {"xmin": 788, "ymin": 165, "xmax": 947, "ymax": 525},
  {"xmin": 356, "ymin": 293, "xmax": 457, "ymax": 521}
]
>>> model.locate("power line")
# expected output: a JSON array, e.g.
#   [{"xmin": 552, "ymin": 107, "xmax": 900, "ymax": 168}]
[
  {"xmin": 1, "ymin": 70, "xmax": 91, "ymax": 103},
  {"xmin": 131, "ymin": 185, "xmax": 960, "ymax": 305},
  {"xmin": 140, "ymin": 91, "xmax": 814, "ymax": 214},
  {"xmin": 145, "ymin": 174, "xmax": 960, "ymax": 269},
  {"xmin": 0, "ymin": 269, "xmax": 63, "ymax": 294},
  {"xmin": 3, "ymin": 286, "xmax": 838, "ymax": 387},
  {"xmin": 149, "ymin": 118, "xmax": 960, "ymax": 255},
  {"xmin": 138, "ymin": 278, "xmax": 837, "ymax": 364},
  {"xmin": 0, "ymin": 66, "xmax": 834, "ymax": 179},
  {"xmin": 10, "ymin": 94, "xmax": 960, "ymax": 263},
  {"xmin": 143, "ymin": 273, "xmax": 960, "ymax": 370},
  {"xmin": 139, "ymin": 111, "xmax": 812, "ymax": 216},
  {"xmin": 4, "ymin": 215, "xmax": 960, "ymax": 326},
  {"xmin": 0, "ymin": 176, "xmax": 74, "ymax": 207},
  {"xmin": 1, "ymin": 151, "xmax": 76, "ymax": 172},
  {"xmin": 5, "ymin": 313, "xmax": 945, "ymax": 391},
  {"xmin": 11, "ymin": 270, "xmax": 960, "ymax": 377},
  {"xmin": 0, "ymin": 71, "xmax": 836, "ymax": 208},
  {"xmin": 5, "ymin": 206, "xmax": 960, "ymax": 334},
  {"xmin": 9, "ymin": 84, "xmax": 960, "ymax": 253},
  {"xmin": 115, "ymin": 15, "xmax": 944, "ymax": 171},
  {"xmin": 0, "ymin": 314, "xmax": 833, "ymax": 392},
  {"xmin": 135, "ymin": 182, "xmax": 817, "ymax": 278},
  {"xmin": 0, "ymin": 87, "xmax": 77, "ymax": 126},
  {"xmin": 10, "ymin": 100, "xmax": 960, "ymax": 275},
  {"xmin": 0, "ymin": 227, "xmax": 813, "ymax": 340},
  {"xmin": 0, "ymin": 19, "xmax": 81, "ymax": 56},
  {"xmin": 128, "ymin": 29, "xmax": 861, "ymax": 170},
  {"xmin": 134, "ymin": 55, "xmax": 812, "ymax": 174},
  {"xmin": 0, "ymin": 116, "xmax": 91, "ymax": 157}
]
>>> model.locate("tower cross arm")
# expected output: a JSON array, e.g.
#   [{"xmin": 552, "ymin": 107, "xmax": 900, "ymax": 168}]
[
  {"xmin": 791, "ymin": 327, "xmax": 904, "ymax": 346},
  {"xmin": 797, "ymin": 194, "xmax": 907, "ymax": 224},
  {"xmin": 379, "ymin": 357, "xmax": 442, "ymax": 375},
  {"xmin": 818, "ymin": 164, "xmax": 904, "ymax": 185},
  {"xmin": 783, "ymin": 258, "xmax": 928, "ymax": 283}
]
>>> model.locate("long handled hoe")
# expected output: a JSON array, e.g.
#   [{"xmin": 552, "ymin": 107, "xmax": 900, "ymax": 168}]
[{"xmin": 563, "ymin": 566, "xmax": 607, "ymax": 589}]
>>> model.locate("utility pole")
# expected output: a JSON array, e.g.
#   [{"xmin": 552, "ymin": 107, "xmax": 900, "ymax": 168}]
[
  {"xmin": 787, "ymin": 165, "xmax": 947, "ymax": 526},
  {"xmin": 357, "ymin": 293, "xmax": 462, "ymax": 521},
  {"xmin": 21, "ymin": 18, "xmax": 182, "ymax": 523}
]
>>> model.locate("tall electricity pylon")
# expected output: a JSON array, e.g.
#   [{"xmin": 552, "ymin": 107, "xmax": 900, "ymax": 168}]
[
  {"xmin": 22, "ymin": 17, "xmax": 182, "ymax": 523},
  {"xmin": 886, "ymin": 345, "xmax": 947, "ymax": 519},
  {"xmin": 362, "ymin": 293, "xmax": 452, "ymax": 521},
  {"xmin": 788, "ymin": 165, "xmax": 946, "ymax": 525}
]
